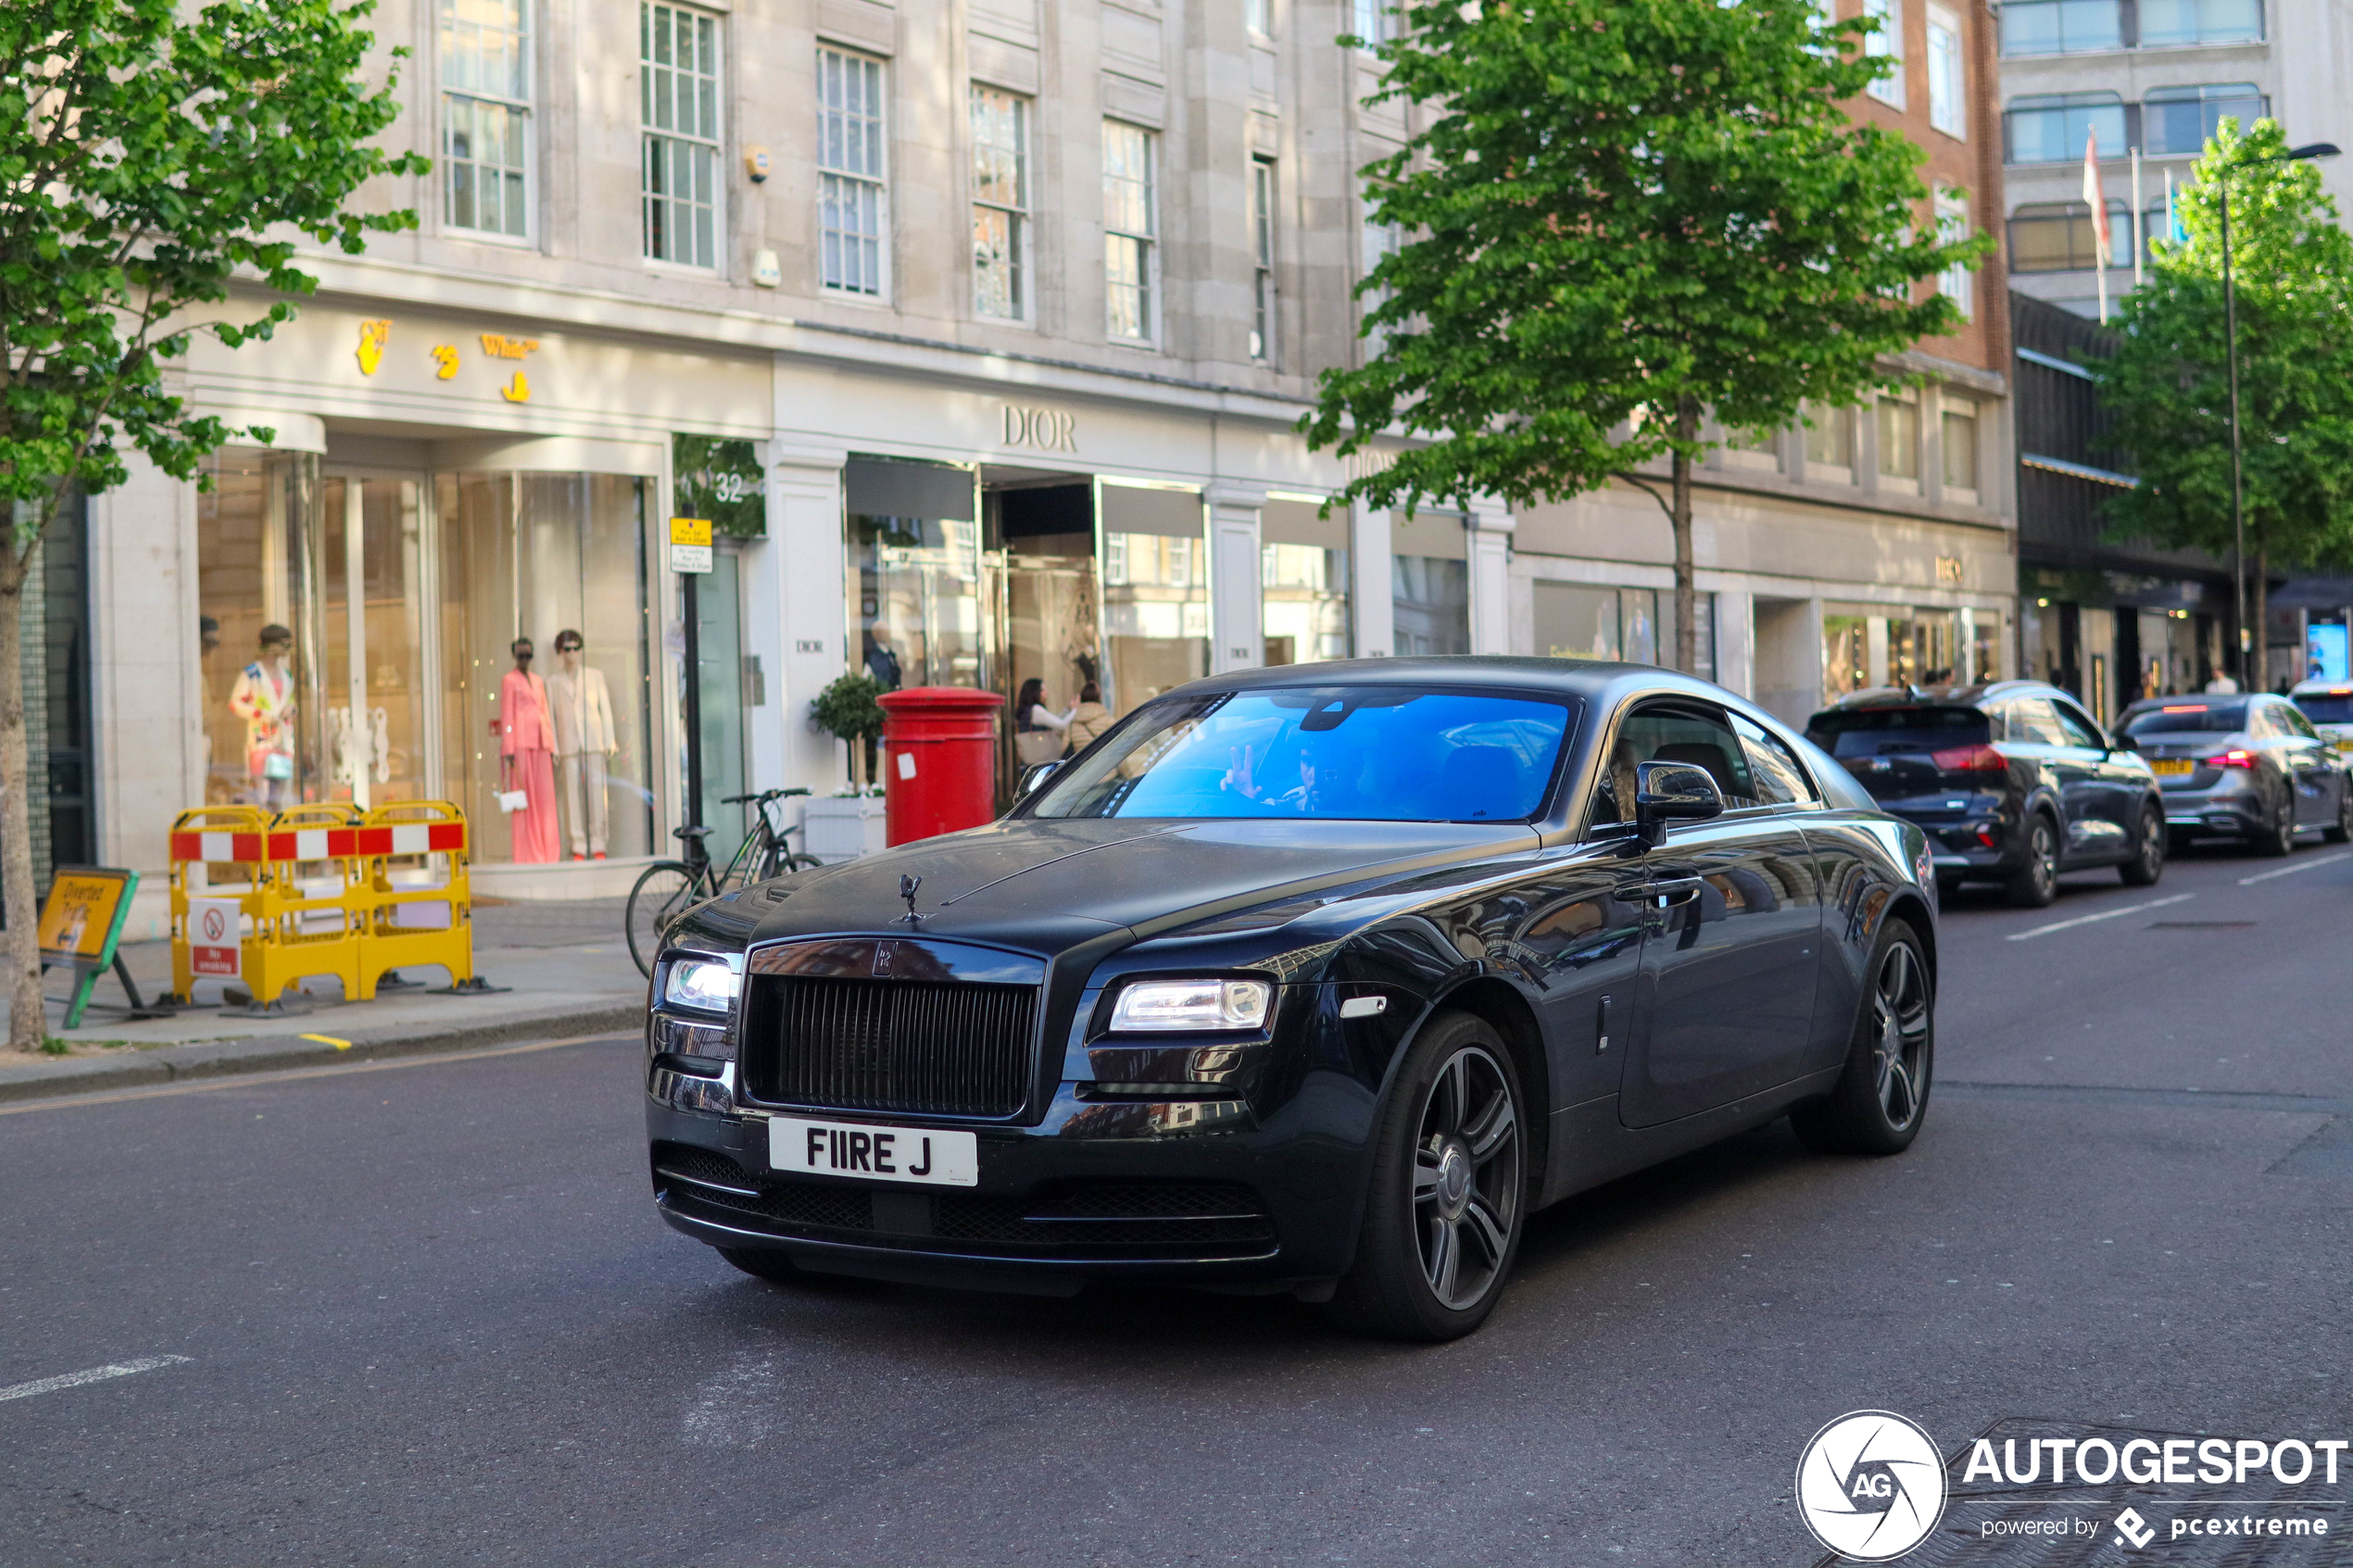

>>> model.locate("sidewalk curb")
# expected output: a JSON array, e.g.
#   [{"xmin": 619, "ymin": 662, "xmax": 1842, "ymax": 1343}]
[{"xmin": 0, "ymin": 1001, "xmax": 644, "ymax": 1104}]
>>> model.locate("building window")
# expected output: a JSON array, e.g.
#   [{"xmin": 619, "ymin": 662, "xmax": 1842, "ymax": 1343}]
[
  {"xmin": 641, "ymin": 3, "xmax": 720, "ymax": 269},
  {"xmin": 1865, "ymin": 0, "xmax": 1906, "ymax": 108},
  {"xmin": 817, "ymin": 47, "xmax": 887, "ymax": 296},
  {"xmin": 1936, "ymin": 191, "xmax": 1973, "ymax": 318},
  {"xmin": 1533, "ymin": 583, "xmax": 1714, "ymax": 678},
  {"xmin": 2138, "ymin": 0, "xmax": 2263, "ymax": 45},
  {"xmin": 1250, "ymin": 158, "xmax": 1277, "ymax": 362},
  {"xmin": 1247, "ymin": 0, "xmax": 1272, "ymax": 34},
  {"xmin": 2008, "ymin": 200, "xmax": 2133, "ymax": 271},
  {"xmin": 2004, "ymin": 92, "xmax": 2127, "ymax": 164},
  {"xmin": 971, "ymin": 85, "xmax": 1030, "ymax": 320},
  {"xmin": 1878, "ymin": 397, "xmax": 1921, "ymax": 482},
  {"xmin": 1360, "ymin": 210, "xmax": 1400, "ymax": 358},
  {"xmin": 1942, "ymin": 407, "xmax": 1980, "ymax": 494},
  {"xmin": 2144, "ymin": 83, "xmax": 2268, "ymax": 155},
  {"xmin": 1103, "ymin": 121, "xmax": 1157, "ymax": 342},
  {"xmin": 1351, "ymin": 0, "xmax": 1388, "ymax": 45},
  {"xmin": 440, "ymin": 0, "xmax": 532, "ymax": 239},
  {"xmin": 1392, "ymin": 556, "xmax": 1468, "ymax": 656},
  {"xmin": 1805, "ymin": 404, "xmax": 1855, "ymax": 471},
  {"xmin": 1927, "ymin": 6, "xmax": 1965, "ymax": 135},
  {"xmin": 1998, "ymin": 0, "xmax": 2123, "ymax": 54}
]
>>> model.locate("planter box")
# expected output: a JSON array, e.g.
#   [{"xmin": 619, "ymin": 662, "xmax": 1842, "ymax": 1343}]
[{"xmin": 800, "ymin": 797, "xmax": 887, "ymax": 863}]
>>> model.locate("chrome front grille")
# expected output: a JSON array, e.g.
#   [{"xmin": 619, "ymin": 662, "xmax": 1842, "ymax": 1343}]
[{"xmin": 740, "ymin": 975, "xmax": 1036, "ymax": 1118}]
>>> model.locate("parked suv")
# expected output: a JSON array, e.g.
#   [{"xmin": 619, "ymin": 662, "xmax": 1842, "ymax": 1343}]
[
  {"xmin": 1807, "ymin": 681, "xmax": 2165, "ymax": 908},
  {"xmin": 2116, "ymin": 691, "xmax": 2352, "ymax": 856}
]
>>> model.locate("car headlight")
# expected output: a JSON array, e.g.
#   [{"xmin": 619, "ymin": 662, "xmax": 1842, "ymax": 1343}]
[
  {"xmin": 662, "ymin": 957, "xmax": 741, "ymax": 1012},
  {"xmin": 1110, "ymin": 978, "xmax": 1271, "ymax": 1033}
]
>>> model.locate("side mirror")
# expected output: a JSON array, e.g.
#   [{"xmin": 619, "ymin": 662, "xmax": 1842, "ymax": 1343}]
[
  {"xmin": 1633, "ymin": 760, "xmax": 1724, "ymax": 845},
  {"xmin": 1015, "ymin": 759, "xmax": 1062, "ymax": 800}
]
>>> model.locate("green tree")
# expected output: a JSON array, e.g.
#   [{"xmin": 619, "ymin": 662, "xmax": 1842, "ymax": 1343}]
[
  {"xmin": 1302, "ymin": 0, "xmax": 1985, "ymax": 672},
  {"xmin": 0, "ymin": 0, "xmax": 425, "ymax": 1050},
  {"xmin": 2095, "ymin": 119, "xmax": 2353, "ymax": 686}
]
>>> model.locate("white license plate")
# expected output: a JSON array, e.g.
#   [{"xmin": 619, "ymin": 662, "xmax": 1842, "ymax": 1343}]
[{"xmin": 768, "ymin": 1115, "xmax": 978, "ymax": 1187}]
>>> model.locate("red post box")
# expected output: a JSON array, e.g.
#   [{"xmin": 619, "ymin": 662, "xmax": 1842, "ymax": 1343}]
[{"xmin": 877, "ymin": 686, "xmax": 1007, "ymax": 847}]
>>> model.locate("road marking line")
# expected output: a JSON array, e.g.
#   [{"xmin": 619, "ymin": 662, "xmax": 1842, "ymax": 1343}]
[
  {"xmin": 0, "ymin": 1033, "xmax": 629, "ymax": 1117},
  {"xmin": 0, "ymin": 1355, "xmax": 192, "ymax": 1404},
  {"xmin": 2005, "ymin": 893, "xmax": 2192, "ymax": 941},
  {"xmin": 299, "ymin": 1033, "xmax": 353, "ymax": 1050},
  {"xmin": 2239, "ymin": 850, "xmax": 2353, "ymax": 886}
]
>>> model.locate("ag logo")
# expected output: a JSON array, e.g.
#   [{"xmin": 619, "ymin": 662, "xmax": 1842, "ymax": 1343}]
[{"xmin": 1794, "ymin": 1411, "xmax": 1948, "ymax": 1562}]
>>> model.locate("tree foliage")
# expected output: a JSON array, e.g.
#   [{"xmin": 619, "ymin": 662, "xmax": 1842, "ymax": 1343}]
[
  {"xmin": 2095, "ymin": 119, "xmax": 2353, "ymax": 659},
  {"xmin": 1300, "ymin": 0, "xmax": 1986, "ymax": 669},
  {"xmin": 0, "ymin": 0, "xmax": 423, "ymax": 1048}
]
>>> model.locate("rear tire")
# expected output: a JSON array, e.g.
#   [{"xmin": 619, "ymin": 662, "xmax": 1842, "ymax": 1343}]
[
  {"xmin": 1792, "ymin": 921, "xmax": 1933, "ymax": 1157},
  {"xmin": 717, "ymin": 1247, "xmax": 801, "ymax": 1284},
  {"xmin": 2003, "ymin": 815, "xmax": 2060, "ymax": 909},
  {"xmin": 2119, "ymin": 804, "xmax": 2166, "ymax": 886},
  {"xmin": 2325, "ymin": 784, "xmax": 2353, "ymax": 845},
  {"xmin": 627, "ymin": 860, "xmax": 703, "ymax": 976},
  {"xmin": 2251, "ymin": 792, "xmax": 2296, "ymax": 858},
  {"xmin": 1326, "ymin": 1010, "xmax": 1527, "ymax": 1342}
]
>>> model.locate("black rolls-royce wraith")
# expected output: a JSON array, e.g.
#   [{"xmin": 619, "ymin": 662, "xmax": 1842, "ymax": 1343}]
[{"xmin": 644, "ymin": 658, "xmax": 1939, "ymax": 1340}]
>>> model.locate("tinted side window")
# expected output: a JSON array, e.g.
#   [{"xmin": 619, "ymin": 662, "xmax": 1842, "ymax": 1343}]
[
  {"xmin": 1731, "ymin": 713, "xmax": 1818, "ymax": 807},
  {"xmin": 1594, "ymin": 702, "xmax": 1758, "ymax": 824},
  {"xmin": 2007, "ymin": 698, "xmax": 2068, "ymax": 746},
  {"xmin": 2278, "ymin": 703, "xmax": 2321, "ymax": 741},
  {"xmin": 2051, "ymin": 702, "xmax": 2107, "ymax": 748}
]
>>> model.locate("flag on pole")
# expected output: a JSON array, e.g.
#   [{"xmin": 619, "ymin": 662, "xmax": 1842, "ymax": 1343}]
[{"xmin": 2082, "ymin": 128, "xmax": 2113, "ymax": 267}]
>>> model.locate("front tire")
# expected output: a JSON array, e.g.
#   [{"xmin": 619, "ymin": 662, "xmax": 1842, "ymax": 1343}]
[
  {"xmin": 1327, "ymin": 1010, "xmax": 1527, "ymax": 1342},
  {"xmin": 2119, "ymin": 803, "xmax": 2166, "ymax": 886},
  {"xmin": 1792, "ymin": 921, "xmax": 1934, "ymax": 1157},
  {"xmin": 627, "ymin": 860, "xmax": 703, "ymax": 976},
  {"xmin": 2003, "ymin": 815, "xmax": 2060, "ymax": 909}
]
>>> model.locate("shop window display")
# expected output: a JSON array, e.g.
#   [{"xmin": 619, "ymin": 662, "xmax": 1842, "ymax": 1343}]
[
  {"xmin": 198, "ymin": 448, "xmax": 323, "ymax": 807},
  {"xmin": 1261, "ymin": 544, "xmax": 1350, "ymax": 665},
  {"xmin": 1102, "ymin": 528, "xmax": 1208, "ymax": 714},
  {"xmin": 1392, "ymin": 555, "xmax": 1469, "ymax": 656}
]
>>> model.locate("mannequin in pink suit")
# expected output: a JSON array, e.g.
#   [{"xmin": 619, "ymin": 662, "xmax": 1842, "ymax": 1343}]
[{"xmin": 498, "ymin": 637, "xmax": 560, "ymax": 863}]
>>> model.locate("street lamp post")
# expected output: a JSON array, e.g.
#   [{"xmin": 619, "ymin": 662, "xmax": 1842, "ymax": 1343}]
[{"xmin": 2219, "ymin": 141, "xmax": 2339, "ymax": 688}]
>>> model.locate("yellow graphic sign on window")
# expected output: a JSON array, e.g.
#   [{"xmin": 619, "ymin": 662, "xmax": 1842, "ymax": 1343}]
[
  {"xmin": 431, "ymin": 345, "xmax": 460, "ymax": 380},
  {"xmin": 356, "ymin": 320, "xmax": 391, "ymax": 376}
]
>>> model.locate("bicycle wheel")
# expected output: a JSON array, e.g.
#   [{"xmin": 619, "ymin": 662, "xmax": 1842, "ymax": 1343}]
[{"xmin": 626, "ymin": 860, "xmax": 703, "ymax": 977}]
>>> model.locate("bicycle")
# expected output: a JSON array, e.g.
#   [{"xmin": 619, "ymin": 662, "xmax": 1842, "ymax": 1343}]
[{"xmin": 626, "ymin": 787, "xmax": 821, "ymax": 976}]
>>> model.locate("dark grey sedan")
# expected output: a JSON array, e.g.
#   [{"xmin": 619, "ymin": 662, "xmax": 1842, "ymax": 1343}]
[
  {"xmin": 642, "ymin": 659, "xmax": 1940, "ymax": 1341},
  {"xmin": 2118, "ymin": 692, "xmax": 2353, "ymax": 855}
]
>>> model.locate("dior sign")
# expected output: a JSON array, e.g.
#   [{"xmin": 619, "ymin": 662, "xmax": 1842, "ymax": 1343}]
[{"xmin": 1000, "ymin": 404, "xmax": 1077, "ymax": 454}]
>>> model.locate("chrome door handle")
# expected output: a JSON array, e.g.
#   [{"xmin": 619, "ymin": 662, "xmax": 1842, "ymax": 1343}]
[{"xmin": 1654, "ymin": 877, "xmax": 1703, "ymax": 908}]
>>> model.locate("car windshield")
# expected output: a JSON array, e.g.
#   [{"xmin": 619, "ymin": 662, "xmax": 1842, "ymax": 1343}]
[
  {"xmin": 2294, "ymin": 694, "xmax": 2353, "ymax": 724},
  {"xmin": 2123, "ymin": 702, "xmax": 2246, "ymax": 735},
  {"xmin": 1806, "ymin": 706, "xmax": 1990, "ymax": 758},
  {"xmin": 1029, "ymin": 687, "xmax": 1576, "ymax": 822}
]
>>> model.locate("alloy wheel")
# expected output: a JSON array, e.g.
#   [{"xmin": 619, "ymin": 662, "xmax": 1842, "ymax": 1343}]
[
  {"xmin": 2029, "ymin": 822, "xmax": 2057, "ymax": 900},
  {"xmin": 1871, "ymin": 941, "xmax": 1932, "ymax": 1133},
  {"xmin": 1411, "ymin": 1046, "xmax": 1521, "ymax": 1311}
]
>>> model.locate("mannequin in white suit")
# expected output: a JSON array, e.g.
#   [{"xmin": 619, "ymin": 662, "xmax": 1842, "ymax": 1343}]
[{"xmin": 547, "ymin": 629, "xmax": 620, "ymax": 859}]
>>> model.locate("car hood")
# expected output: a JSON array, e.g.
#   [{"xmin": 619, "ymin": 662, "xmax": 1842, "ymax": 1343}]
[{"xmin": 743, "ymin": 816, "xmax": 1541, "ymax": 959}]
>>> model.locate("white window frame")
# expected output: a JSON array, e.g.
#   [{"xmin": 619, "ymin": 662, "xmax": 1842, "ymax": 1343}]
[
  {"xmin": 1247, "ymin": 0, "xmax": 1273, "ymax": 36},
  {"xmin": 1926, "ymin": 6, "xmax": 1964, "ymax": 136},
  {"xmin": 817, "ymin": 46, "xmax": 889, "ymax": 299},
  {"xmin": 1941, "ymin": 402, "xmax": 1982, "ymax": 498},
  {"xmin": 641, "ymin": 1, "xmax": 723, "ymax": 270},
  {"xmin": 1936, "ymin": 189, "xmax": 1973, "ymax": 318},
  {"xmin": 1351, "ymin": 0, "xmax": 1387, "ymax": 46},
  {"xmin": 1866, "ymin": 0, "xmax": 1906, "ymax": 109},
  {"xmin": 439, "ymin": 0, "xmax": 535, "ymax": 243},
  {"xmin": 971, "ymin": 85, "xmax": 1031, "ymax": 321},
  {"xmin": 1102, "ymin": 120, "xmax": 1158, "ymax": 345},
  {"xmin": 1250, "ymin": 157, "xmax": 1277, "ymax": 363}
]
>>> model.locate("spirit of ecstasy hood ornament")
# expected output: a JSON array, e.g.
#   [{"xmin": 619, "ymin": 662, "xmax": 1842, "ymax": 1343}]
[{"xmin": 896, "ymin": 873, "xmax": 924, "ymax": 925}]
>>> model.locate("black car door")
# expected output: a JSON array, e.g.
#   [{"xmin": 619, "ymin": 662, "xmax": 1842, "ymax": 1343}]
[
  {"xmin": 2272, "ymin": 701, "xmax": 2335, "ymax": 825},
  {"xmin": 2006, "ymin": 696, "xmax": 2095, "ymax": 863},
  {"xmin": 1504, "ymin": 847, "xmax": 1654, "ymax": 1114},
  {"xmin": 2049, "ymin": 696, "xmax": 2133, "ymax": 859},
  {"xmin": 1603, "ymin": 701, "xmax": 1826, "ymax": 1128}
]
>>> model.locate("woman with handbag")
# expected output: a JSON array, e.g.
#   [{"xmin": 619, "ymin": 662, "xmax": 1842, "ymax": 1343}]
[
  {"xmin": 1013, "ymin": 677, "xmax": 1075, "ymax": 765},
  {"xmin": 1065, "ymin": 682, "xmax": 1114, "ymax": 752}
]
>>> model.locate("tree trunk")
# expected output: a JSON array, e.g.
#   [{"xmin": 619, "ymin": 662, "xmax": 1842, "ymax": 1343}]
[
  {"xmin": 0, "ymin": 548, "xmax": 43, "ymax": 1052},
  {"xmin": 1670, "ymin": 395, "xmax": 1699, "ymax": 675},
  {"xmin": 2253, "ymin": 543, "xmax": 2270, "ymax": 694}
]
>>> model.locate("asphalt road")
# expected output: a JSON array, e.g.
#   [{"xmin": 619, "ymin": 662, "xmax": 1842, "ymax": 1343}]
[{"xmin": 4, "ymin": 836, "xmax": 2349, "ymax": 1566}]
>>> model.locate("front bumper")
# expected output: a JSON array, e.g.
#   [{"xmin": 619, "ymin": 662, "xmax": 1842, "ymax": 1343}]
[{"xmin": 644, "ymin": 1063, "xmax": 1376, "ymax": 1293}]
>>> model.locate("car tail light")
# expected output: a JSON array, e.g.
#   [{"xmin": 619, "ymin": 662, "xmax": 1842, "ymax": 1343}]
[
  {"xmin": 2203, "ymin": 749, "xmax": 2259, "ymax": 770},
  {"xmin": 1931, "ymin": 744, "xmax": 2007, "ymax": 772}
]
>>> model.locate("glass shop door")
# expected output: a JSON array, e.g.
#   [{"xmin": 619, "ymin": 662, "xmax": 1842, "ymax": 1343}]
[{"xmin": 320, "ymin": 475, "xmax": 433, "ymax": 809}]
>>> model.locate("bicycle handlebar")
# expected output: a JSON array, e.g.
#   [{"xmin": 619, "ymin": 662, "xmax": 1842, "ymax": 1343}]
[{"xmin": 719, "ymin": 787, "xmax": 812, "ymax": 805}]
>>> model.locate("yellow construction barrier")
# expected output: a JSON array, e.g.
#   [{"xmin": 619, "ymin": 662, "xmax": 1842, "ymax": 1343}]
[{"xmin": 168, "ymin": 801, "xmax": 481, "ymax": 1010}]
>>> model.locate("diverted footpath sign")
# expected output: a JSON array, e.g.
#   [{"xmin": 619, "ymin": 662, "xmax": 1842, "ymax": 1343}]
[
  {"xmin": 35, "ymin": 866, "xmax": 149, "ymax": 1029},
  {"xmin": 669, "ymin": 515, "xmax": 713, "ymax": 574}
]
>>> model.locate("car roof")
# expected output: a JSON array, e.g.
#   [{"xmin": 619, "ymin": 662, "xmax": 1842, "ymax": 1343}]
[{"xmin": 1813, "ymin": 679, "xmax": 2072, "ymax": 714}]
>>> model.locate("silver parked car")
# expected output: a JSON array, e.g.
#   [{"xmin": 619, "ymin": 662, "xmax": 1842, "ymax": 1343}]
[{"xmin": 2115, "ymin": 691, "xmax": 2353, "ymax": 855}]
